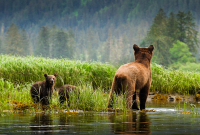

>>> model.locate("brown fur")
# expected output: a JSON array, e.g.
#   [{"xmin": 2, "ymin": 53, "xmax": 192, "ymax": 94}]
[
  {"xmin": 58, "ymin": 84, "xmax": 79, "ymax": 105},
  {"xmin": 30, "ymin": 74, "xmax": 57, "ymax": 105},
  {"xmin": 107, "ymin": 44, "xmax": 154, "ymax": 110}
]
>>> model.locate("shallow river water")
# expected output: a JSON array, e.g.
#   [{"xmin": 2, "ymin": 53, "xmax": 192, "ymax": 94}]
[{"xmin": 0, "ymin": 102, "xmax": 200, "ymax": 135}]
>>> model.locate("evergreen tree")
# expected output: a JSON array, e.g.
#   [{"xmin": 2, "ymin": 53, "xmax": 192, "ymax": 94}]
[
  {"xmin": 185, "ymin": 11, "xmax": 198, "ymax": 53},
  {"xmin": 101, "ymin": 28, "xmax": 112, "ymax": 63},
  {"xmin": 177, "ymin": 11, "xmax": 198, "ymax": 54},
  {"xmin": 141, "ymin": 8, "xmax": 171, "ymax": 66},
  {"xmin": 20, "ymin": 28, "xmax": 29, "ymax": 56},
  {"xmin": 49, "ymin": 25, "xmax": 57, "ymax": 58},
  {"xmin": 5, "ymin": 23, "xmax": 23, "ymax": 55},
  {"xmin": 86, "ymin": 28, "xmax": 97, "ymax": 61},
  {"xmin": 53, "ymin": 29, "xmax": 68, "ymax": 58},
  {"xmin": 35, "ymin": 26, "xmax": 50, "ymax": 57},
  {"xmin": 67, "ymin": 28, "xmax": 75, "ymax": 59},
  {"xmin": 0, "ymin": 24, "xmax": 4, "ymax": 54},
  {"xmin": 176, "ymin": 11, "xmax": 187, "ymax": 42},
  {"xmin": 167, "ymin": 12, "xmax": 178, "ymax": 41}
]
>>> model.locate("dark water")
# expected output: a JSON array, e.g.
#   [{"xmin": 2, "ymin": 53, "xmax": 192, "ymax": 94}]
[{"xmin": 0, "ymin": 102, "xmax": 200, "ymax": 135}]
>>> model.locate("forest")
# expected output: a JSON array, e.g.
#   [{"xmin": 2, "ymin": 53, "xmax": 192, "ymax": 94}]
[{"xmin": 0, "ymin": 0, "xmax": 200, "ymax": 70}]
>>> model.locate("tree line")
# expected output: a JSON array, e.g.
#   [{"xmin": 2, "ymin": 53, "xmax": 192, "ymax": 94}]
[
  {"xmin": 141, "ymin": 9, "xmax": 198, "ymax": 67},
  {"xmin": 0, "ymin": 7, "xmax": 199, "ymax": 68},
  {"xmin": 0, "ymin": 24, "xmax": 75, "ymax": 59}
]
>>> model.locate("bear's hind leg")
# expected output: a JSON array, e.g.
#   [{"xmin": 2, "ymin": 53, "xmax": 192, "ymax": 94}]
[
  {"xmin": 139, "ymin": 84, "xmax": 150, "ymax": 110},
  {"xmin": 107, "ymin": 78, "xmax": 118, "ymax": 108},
  {"xmin": 132, "ymin": 91, "xmax": 139, "ymax": 110},
  {"xmin": 126, "ymin": 83, "xmax": 135, "ymax": 109}
]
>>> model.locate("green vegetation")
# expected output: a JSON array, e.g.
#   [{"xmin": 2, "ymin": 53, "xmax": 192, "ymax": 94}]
[
  {"xmin": 0, "ymin": 78, "xmax": 126, "ymax": 113},
  {"xmin": 141, "ymin": 9, "xmax": 198, "ymax": 67},
  {"xmin": 0, "ymin": 55, "xmax": 200, "ymax": 112},
  {"xmin": 151, "ymin": 63, "xmax": 200, "ymax": 94},
  {"xmin": 1, "ymin": 0, "xmax": 200, "ymax": 67},
  {"xmin": 0, "ymin": 55, "xmax": 116, "ymax": 89}
]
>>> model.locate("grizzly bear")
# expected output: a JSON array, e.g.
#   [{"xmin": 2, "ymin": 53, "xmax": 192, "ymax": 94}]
[
  {"xmin": 107, "ymin": 44, "xmax": 154, "ymax": 110},
  {"xmin": 58, "ymin": 85, "xmax": 79, "ymax": 105},
  {"xmin": 30, "ymin": 74, "xmax": 57, "ymax": 105}
]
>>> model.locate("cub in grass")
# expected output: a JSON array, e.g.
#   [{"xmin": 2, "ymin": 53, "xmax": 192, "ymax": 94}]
[
  {"xmin": 30, "ymin": 74, "xmax": 57, "ymax": 105},
  {"xmin": 58, "ymin": 84, "xmax": 79, "ymax": 105},
  {"xmin": 107, "ymin": 44, "xmax": 154, "ymax": 110}
]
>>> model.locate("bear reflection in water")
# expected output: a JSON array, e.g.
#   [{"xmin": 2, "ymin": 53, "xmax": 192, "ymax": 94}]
[
  {"xmin": 30, "ymin": 113, "xmax": 53, "ymax": 135},
  {"xmin": 108, "ymin": 112, "xmax": 150, "ymax": 135}
]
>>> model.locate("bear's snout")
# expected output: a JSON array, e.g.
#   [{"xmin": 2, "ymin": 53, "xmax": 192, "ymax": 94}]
[{"xmin": 51, "ymin": 79, "xmax": 54, "ymax": 83}]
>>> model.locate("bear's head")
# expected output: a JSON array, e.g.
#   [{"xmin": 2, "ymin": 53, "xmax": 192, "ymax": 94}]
[
  {"xmin": 133, "ymin": 44, "xmax": 154, "ymax": 62},
  {"xmin": 44, "ymin": 74, "xmax": 57, "ymax": 86}
]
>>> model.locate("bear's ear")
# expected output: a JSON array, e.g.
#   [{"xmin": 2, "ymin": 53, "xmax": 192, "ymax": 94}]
[
  {"xmin": 54, "ymin": 74, "xmax": 57, "ymax": 77},
  {"xmin": 44, "ymin": 74, "xmax": 48, "ymax": 78},
  {"xmin": 133, "ymin": 44, "xmax": 139, "ymax": 52},
  {"xmin": 148, "ymin": 45, "xmax": 154, "ymax": 51}
]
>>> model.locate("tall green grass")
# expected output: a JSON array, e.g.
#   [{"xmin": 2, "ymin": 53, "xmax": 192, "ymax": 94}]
[
  {"xmin": 151, "ymin": 63, "xmax": 200, "ymax": 94},
  {"xmin": 0, "ymin": 55, "xmax": 116, "ymax": 90},
  {"xmin": 0, "ymin": 55, "xmax": 199, "ymax": 99},
  {"xmin": 0, "ymin": 78, "xmax": 127, "ymax": 112}
]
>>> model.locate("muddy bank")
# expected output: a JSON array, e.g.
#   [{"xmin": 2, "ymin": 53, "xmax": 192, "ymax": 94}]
[{"xmin": 147, "ymin": 92, "xmax": 199, "ymax": 103}]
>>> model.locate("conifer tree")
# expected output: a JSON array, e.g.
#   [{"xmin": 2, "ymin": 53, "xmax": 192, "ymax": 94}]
[
  {"xmin": 67, "ymin": 28, "xmax": 75, "ymax": 59},
  {"xmin": 176, "ymin": 11, "xmax": 187, "ymax": 42},
  {"xmin": 142, "ymin": 8, "xmax": 171, "ymax": 66},
  {"xmin": 35, "ymin": 26, "xmax": 50, "ymax": 57},
  {"xmin": 176, "ymin": 11, "xmax": 198, "ymax": 54},
  {"xmin": 185, "ymin": 11, "xmax": 198, "ymax": 53},
  {"xmin": 53, "ymin": 29, "xmax": 68, "ymax": 58},
  {"xmin": 20, "ymin": 28, "xmax": 29, "ymax": 56},
  {"xmin": 167, "ymin": 12, "xmax": 178, "ymax": 41},
  {"xmin": 49, "ymin": 25, "xmax": 57, "ymax": 58},
  {"xmin": 5, "ymin": 23, "xmax": 23, "ymax": 55}
]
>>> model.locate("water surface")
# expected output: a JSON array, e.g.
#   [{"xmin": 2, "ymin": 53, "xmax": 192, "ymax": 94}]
[{"xmin": 0, "ymin": 102, "xmax": 199, "ymax": 135}]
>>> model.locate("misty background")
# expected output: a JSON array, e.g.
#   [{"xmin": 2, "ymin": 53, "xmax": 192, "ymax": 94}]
[{"xmin": 0, "ymin": 0, "xmax": 200, "ymax": 71}]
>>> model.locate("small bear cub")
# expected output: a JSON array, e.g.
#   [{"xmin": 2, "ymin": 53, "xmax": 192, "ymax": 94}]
[{"xmin": 30, "ymin": 74, "xmax": 57, "ymax": 105}]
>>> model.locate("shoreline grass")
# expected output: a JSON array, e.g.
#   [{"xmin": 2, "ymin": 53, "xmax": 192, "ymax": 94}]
[
  {"xmin": 0, "ymin": 55, "xmax": 116, "ymax": 90},
  {"xmin": 0, "ymin": 55, "xmax": 200, "ymax": 112},
  {"xmin": 0, "ymin": 55, "xmax": 200, "ymax": 94},
  {"xmin": 151, "ymin": 63, "xmax": 200, "ymax": 94},
  {"xmin": 0, "ymin": 78, "xmax": 127, "ymax": 113}
]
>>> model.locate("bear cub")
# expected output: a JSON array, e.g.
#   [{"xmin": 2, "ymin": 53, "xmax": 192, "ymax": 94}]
[
  {"xmin": 58, "ymin": 84, "xmax": 79, "ymax": 105},
  {"xmin": 30, "ymin": 74, "xmax": 57, "ymax": 105}
]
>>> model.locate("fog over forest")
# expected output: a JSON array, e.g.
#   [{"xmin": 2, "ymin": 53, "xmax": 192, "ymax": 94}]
[{"xmin": 0, "ymin": 0, "xmax": 200, "ymax": 70}]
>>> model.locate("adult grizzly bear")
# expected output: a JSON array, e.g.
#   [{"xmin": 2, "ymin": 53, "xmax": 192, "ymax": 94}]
[
  {"xmin": 30, "ymin": 74, "xmax": 57, "ymax": 105},
  {"xmin": 107, "ymin": 44, "xmax": 154, "ymax": 110},
  {"xmin": 58, "ymin": 85, "xmax": 79, "ymax": 105}
]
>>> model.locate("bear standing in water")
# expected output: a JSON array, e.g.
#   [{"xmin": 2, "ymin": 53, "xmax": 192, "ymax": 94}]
[
  {"xmin": 30, "ymin": 74, "xmax": 57, "ymax": 105},
  {"xmin": 107, "ymin": 44, "xmax": 154, "ymax": 110}
]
